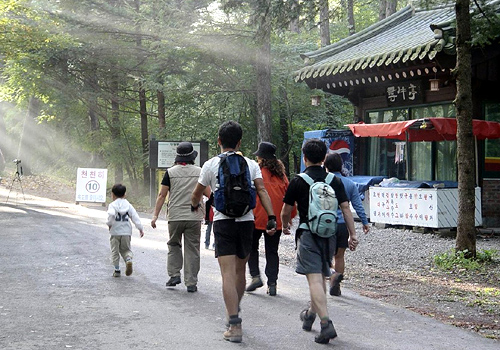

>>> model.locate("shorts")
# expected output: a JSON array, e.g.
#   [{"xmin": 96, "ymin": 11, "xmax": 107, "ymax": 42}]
[
  {"xmin": 336, "ymin": 223, "xmax": 349, "ymax": 251},
  {"xmin": 295, "ymin": 229, "xmax": 336, "ymax": 277},
  {"xmin": 213, "ymin": 219, "xmax": 254, "ymax": 259}
]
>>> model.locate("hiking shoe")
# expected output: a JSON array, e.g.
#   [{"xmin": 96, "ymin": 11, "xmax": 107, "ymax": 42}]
[
  {"xmin": 329, "ymin": 273, "xmax": 344, "ymax": 296},
  {"xmin": 125, "ymin": 260, "xmax": 133, "ymax": 276},
  {"xmin": 246, "ymin": 276, "xmax": 263, "ymax": 292},
  {"xmin": 314, "ymin": 320, "xmax": 337, "ymax": 344},
  {"xmin": 224, "ymin": 321, "xmax": 242, "ymax": 343},
  {"xmin": 166, "ymin": 276, "xmax": 181, "ymax": 286},
  {"xmin": 267, "ymin": 283, "xmax": 277, "ymax": 296},
  {"xmin": 300, "ymin": 308, "xmax": 316, "ymax": 331},
  {"xmin": 112, "ymin": 270, "xmax": 121, "ymax": 277},
  {"xmin": 187, "ymin": 285, "xmax": 198, "ymax": 293}
]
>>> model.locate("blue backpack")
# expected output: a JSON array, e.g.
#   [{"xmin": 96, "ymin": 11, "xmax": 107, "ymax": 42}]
[
  {"xmin": 214, "ymin": 152, "xmax": 256, "ymax": 217},
  {"xmin": 298, "ymin": 173, "xmax": 338, "ymax": 238}
]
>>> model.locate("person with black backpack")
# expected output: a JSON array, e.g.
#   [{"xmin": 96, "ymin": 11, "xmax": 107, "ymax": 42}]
[
  {"xmin": 191, "ymin": 120, "xmax": 277, "ymax": 343},
  {"xmin": 281, "ymin": 139, "xmax": 358, "ymax": 344}
]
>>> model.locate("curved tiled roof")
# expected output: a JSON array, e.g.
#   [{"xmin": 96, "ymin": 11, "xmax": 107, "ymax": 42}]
[{"xmin": 295, "ymin": 5, "xmax": 457, "ymax": 82}]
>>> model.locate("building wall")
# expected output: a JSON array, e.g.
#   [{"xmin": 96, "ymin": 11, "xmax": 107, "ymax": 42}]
[{"xmin": 482, "ymin": 179, "xmax": 500, "ymax": 227}]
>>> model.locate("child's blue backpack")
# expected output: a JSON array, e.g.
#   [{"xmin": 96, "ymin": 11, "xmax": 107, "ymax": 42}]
[
  {"xmin": 214, "ymin": 152, "xmax": 256, "ymax": 217},
  {"xmin": 298, "ymin": 173, "xmax": 338, "ymax": 238}
]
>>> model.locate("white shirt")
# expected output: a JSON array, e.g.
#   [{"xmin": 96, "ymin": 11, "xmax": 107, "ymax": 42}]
[
  {"xmin": 198, "ymin": 153, "xmax": 262, "ymax": 222},
  {"xmin": 107, "ymin": 198, "xmax": 143, "ymax": 235}
]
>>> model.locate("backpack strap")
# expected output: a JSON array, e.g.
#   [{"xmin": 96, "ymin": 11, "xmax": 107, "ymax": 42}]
[
  {"xmin": 325, "ymin": 172, "xmax": 335, "ymax": 185},
  {"xmin": 298, "ymin": 172, "xmax": 334, "ymax": 185},
  {"xmin": 297, "ymin": 172, "xmax": 314, "ymax": 185}
]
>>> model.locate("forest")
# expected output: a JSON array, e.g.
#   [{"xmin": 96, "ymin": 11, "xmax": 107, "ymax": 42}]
[{"xmin": 0, "ymin": 0, "xmax": 410, "ymax": 195}]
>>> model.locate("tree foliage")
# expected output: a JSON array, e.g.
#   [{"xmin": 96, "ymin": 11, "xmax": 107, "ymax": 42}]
[{"xmin": 0, "ymin": 0, "xmax": 380, "ymax": 193}]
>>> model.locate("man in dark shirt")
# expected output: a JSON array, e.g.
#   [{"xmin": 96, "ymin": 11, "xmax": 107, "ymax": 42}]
[{"xmin": 281, "ymin": 138, "xmax": 358, "ymax": 344}]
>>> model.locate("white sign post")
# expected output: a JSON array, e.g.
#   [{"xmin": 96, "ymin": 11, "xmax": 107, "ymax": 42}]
[{"xmin": 75, "ymin": 168, "xmax": 108, "ymax": 204}]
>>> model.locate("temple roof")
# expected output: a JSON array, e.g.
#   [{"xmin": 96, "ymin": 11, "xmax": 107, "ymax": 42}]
[{"xmin": 295, "ymin": 4, "xmax": 458, "ymax": 83}]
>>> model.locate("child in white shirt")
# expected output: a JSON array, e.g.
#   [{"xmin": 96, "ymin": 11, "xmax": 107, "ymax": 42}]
[{"xmin": 107, "ymin": 184, "xmax": 144, "ymax": 277}]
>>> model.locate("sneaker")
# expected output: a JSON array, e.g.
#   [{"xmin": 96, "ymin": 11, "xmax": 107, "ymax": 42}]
[
  {"xmin": 245, "ymin": 276, "xmax": 263, "ymax": 292},
  {"xmin": 299, "ymin": 308, "xmax": 316, "ymax": 331},
  {"xmin": 125, "ymin": 260, "xmax": 133, "ymax": 276},
  {"xmin": 314, "ymin": 320, "xmax": 337, "ymax": 344},
  {"xmin": 166, "ymin": 276, "xmax": 181, "ymax": 287},
  {"xmin": 329, "ymin": 274, "xmax": 344, "ymax": 296},
  {"xmin": 112, "ymin": 270, "xmax": 121, "ymax": 277},
  {"xmin": 205, "ymin": 244, "xmax": 209, "ymax": 249},
  {"xmin": 223, "ymin": 323, "xmax": 242, "ymax": 343},
  {"xmin": 187, "ymin": 285, "xmax": 198, "ymax": 293},
  {"xmin": 267, "ymin": 283, "xmax": 277, "ymax": 296}
]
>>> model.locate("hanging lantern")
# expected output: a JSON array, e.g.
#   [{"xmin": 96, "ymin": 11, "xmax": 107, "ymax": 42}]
[
  {"xmin": 429, "ymin": 78, "xmax": 440, "ymax": 91},
  {"xmin": 311, "ymin": 95, "xmax": 321, "ymax": 106}
]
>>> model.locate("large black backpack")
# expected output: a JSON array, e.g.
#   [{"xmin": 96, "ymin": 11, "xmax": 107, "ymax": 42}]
[{"xmin": 214, "ymin": 152, "xmax": 256, "ymax": 217}]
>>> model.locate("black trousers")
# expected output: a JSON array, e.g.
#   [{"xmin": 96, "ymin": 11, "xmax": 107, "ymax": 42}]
[{"xmin": 247, "ymin": 229, "xmax": 282, "ymax": 285}]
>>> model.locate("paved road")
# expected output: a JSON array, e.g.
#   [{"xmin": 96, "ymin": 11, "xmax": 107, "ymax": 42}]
[{"xmin": 0, "ymin": 187, "xmax": 498, "ymax": 349}]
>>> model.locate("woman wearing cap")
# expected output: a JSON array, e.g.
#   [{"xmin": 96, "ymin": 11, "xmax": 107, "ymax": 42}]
[{"xmin": 245, "ymin": 142, "xmax": 296, "ymax": 296}]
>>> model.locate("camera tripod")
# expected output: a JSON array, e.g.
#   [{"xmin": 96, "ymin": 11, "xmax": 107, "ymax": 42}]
[{"xmin": 6, "ymin": 165, "xmax": 25, "ymax": 203}]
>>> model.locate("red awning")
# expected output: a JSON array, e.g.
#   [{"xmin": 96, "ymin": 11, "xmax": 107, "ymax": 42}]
[{"xmin": 347, "ymin": 118, "xmax": 500, "ymax": 142}]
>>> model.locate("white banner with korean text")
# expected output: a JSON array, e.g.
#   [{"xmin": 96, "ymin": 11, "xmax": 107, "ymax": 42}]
[{"xmin": 369, "ymin": 187, "xmax": 482, "ymax": 228}]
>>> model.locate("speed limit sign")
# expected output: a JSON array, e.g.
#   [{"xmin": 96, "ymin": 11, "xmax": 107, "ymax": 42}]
[{"xmin": 75, "ymin": 168, "xmax": 108, "ymax": 204}]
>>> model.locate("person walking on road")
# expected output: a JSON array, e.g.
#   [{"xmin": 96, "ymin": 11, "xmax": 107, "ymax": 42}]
[
  {"xmin": 324, "ymin": 153, "xmax": 370, "ymax": 296},
  {"xmin": 106, "ymin": 184, "xmax": 144, "ymax": 278},
  {"xmin": 204, "ymin": 193, "xmax": 215, "ymax": 250},
  {"xmin": 191, "ymin": 121, "xmax": 277, "ymax": 343},
  {"xmin": 151, "ymin": 142, "xmax": 210, "ymax": 293},
  {"xmin": 246, "ymin": 141, "xmax": 296, "ymax": 296},
  {"xmin": 281, "ymin": 139, "xmax": 358, "ymax": 344}
]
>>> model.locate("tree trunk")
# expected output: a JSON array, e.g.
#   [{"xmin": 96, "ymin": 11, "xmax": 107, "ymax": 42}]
[
  {"xmin": 18, "ymin": 96, "xmax": 40, "ymax": 175},
  {"xmin": 454, "ymin": 0, "xmax": 476, "ymax": 257},
  {"xmin": 110, "ymin": 77, "xmax": 123, "ymax": 184},
  {"xmin": 279, "ymin": 85, "xmax": 290, "ymax": 176},
  {"xmin": 255, "ymin": 0, "xmax": 272, "ymax": 143},
  {"xmin": 0, "ymin": 104, "xmax": 10, "ymax": 162},
  {"xmin": 347, "ymin": 0, "xmax": 356, "ymax": 36},
  {"xmin": 87, "ymin": 69, "xmax": 102, "ymax": 168},
  {"xmin": 379, "ymin": 0, "xmax": 387, "ymax": 20},
  {"xmin": 157, "ymin": 89, "xmax": 166, "ymax": 137},
  {"xmin": 386, "ymin": 0, "xmax": 397, "ymax": 17},
  {"xmin": 135, "ymin": 0, "xmax": 149, "ymax": 191},
  {"xmin": 139, "ymin": 84, "xmax": 149, "ymax": 189},
  {"xmin": 319, "ymin": 0, "xmax": 331, "ymax": 46},
  {"xmin": 289, "ymin": 0, "xmax": 300, "ymax": 33}
]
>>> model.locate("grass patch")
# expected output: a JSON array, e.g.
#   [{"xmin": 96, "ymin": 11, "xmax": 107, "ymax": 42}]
[
  {"xmin": 466, "ymin": 287, "xmax": 500, "ymax": 310},
  {"xmin": 433, "ymin": 249, "xmax": 498, "ymax": 271}
]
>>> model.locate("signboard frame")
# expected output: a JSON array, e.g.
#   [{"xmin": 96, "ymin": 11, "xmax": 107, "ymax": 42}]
[{"xmin": 149, "ymin": 140, "xmax": 209, "ymax": 169}]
